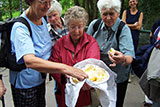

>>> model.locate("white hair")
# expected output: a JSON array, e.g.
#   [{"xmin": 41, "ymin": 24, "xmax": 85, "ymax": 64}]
[
  {"xmin": 46, "ymin": 0, "xmax": 62, "ymax": 16},
  {"xmin": 97, "ymin": 0, "xmax": 121, "ymax": 13}
]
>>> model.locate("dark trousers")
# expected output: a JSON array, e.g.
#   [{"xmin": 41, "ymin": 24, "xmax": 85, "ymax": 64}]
[
  {"xmin": 116, "ymin": 80, "xmax": 128, "ymax": 107},
  {"xmin": 11, "ymin": 82, "xmax": 46, "ymax": 107}
]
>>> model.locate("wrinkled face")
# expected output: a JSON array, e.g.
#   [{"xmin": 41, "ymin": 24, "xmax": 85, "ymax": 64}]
[
  {"xmin": 68, "ymin": 19, "xmax": 85, "ymax": 45},
  {"xmin": 101, "ymin": 8, "xmax": 119, "ymax": 27},
  {"xmin": 47, "ymin": 11, "xmax": 61, "ymax": 26},
  {"xmin": 129, "ymin": 0, "xmax": 138, "ymax": 8},
  {"xmin": 31, "ymin": 0, "xmax": 52, "ymax": 17}
]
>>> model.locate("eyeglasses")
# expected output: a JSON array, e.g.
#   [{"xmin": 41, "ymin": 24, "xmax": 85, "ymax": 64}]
[
  {"xmin": 38, "ymin": 0, "xmax": 53, "ymax": 5},
  {"xmin": 69, "ymin": 25, "xmax": 84, "ymax": 31}
]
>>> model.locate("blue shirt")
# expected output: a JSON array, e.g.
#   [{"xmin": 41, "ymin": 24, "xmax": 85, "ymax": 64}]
[
  {"xmin": 10, "ymin": 11, "xmax": 52, "ymax": 89},
  {"xmin": 87, "ymin": 18, "xmax": 135, "ymax": 83}
]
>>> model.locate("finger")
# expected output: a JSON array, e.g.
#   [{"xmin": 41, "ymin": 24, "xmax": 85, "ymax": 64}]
[
  {"xmin": 65, "ymin": 74, "xmax": 70, "ymax": 79},
  {"xmin": 108, "ymin": 54, "xmax": 117, "ymax": 63},
  {"xmin": 74, "ymin": 69, "xmax": 88, "ymax": 81},
  {"xmin": 109, "ymin": 63, "xmax": 116, "ymax": 67}
]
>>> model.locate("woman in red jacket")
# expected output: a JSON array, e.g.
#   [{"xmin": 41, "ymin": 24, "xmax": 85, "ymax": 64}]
[{"xmin": 49, "ymin": 6, "xmax": 100, "ymax": 107}]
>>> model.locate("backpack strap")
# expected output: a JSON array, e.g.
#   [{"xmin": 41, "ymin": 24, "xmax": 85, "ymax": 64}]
[
  {"xmin": 92, "ymin": 19, "xmax": 102, "ymax": 35},
  {"xmin": 116, "ymin": 21, "xmax": 125, "ymax": 50},
  {"xmin": 12, "ymin": 17, "xmax": 46, "ymax": 79},
  {"xmin": 14, "ymin": 17, "xmax": 32, "ymax": 37}
]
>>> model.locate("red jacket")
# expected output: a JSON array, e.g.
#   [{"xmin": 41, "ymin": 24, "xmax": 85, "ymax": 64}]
[{"xmin": 49, "ymin": 32, "xmax": 100, "ymax": 107}]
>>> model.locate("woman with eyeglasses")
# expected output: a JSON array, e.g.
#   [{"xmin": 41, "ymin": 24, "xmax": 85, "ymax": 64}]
[
  {"xmin": 9, "ymin": 0, "xmax": 88, "ymax": 106},
  {"xmin": 49, "ymin": 6, "xmax": 100, "ymax": 107},
  {"xmin": 87, "ymin": 0, "xmax": 135, "ymax": 106}
]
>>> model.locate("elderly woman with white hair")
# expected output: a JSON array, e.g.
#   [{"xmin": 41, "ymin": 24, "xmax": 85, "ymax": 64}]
[
  {"xmin": 49, "ymin": 6, "xmax": 100, "ymax": 107},
  {"xmin": 46, "ymin": 0, "xmax": 68, "ymax": 46},
  {"xmin": 87, "ymin": 0, "xmax": 135, "ymax": 106}
]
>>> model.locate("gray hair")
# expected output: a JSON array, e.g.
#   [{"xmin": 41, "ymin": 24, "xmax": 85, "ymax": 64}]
[
  {"xmin": 64, "ymin": 6, "xmax": 89, "ymax": 27},
  {"xmin": 97, "ymin": 0, "xmax": 121, "ymax": 13},
  {"xmin": 46, "ymin": 0, "xmax": 62, "ymax": 16}
]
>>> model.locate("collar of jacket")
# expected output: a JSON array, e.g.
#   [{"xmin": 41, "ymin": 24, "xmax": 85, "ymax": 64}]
[{"xmin": 64, "ymin": 32, "xmax": 90, "ymax": 54}]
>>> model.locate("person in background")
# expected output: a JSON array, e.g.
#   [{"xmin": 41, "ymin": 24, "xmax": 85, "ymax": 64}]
[
  {"xmin": 49, "ymin": 6, "xmax": 100, "ymax": 107},
  {"xmin": 122, "ymin": 0, "xmax": 143, "ymax": 83},
  {"xmin": 143, "ymin": 19, "xmax": 160, "ymax": 107},
  {"xmin": 46, "ymin": 0, "xmax": 68, "ymax": 105},
  {"xmin": 87, "ymin": 0, "xmax": 135, "ymax": 106},
  {"xmin": 46, "ymin": 0, "xmax": 68, "ymax": 46},
  {"xmin": 152, "ymin": 26, "xmax": 160, "ymax": 107},
  {"xmin": 0, "ymin": 74, "xmax": 6, "ymax": 98},
  {"xmin": 122, "ymin": 0, "xmax": 143, "ymax": 52},
  {"xmin": 9, "ymin": 0, "xmax": 87, "ymax": 106},
  {"xmin": 46, "ymin": 0, "xmax": 68, "ymax": 81}
]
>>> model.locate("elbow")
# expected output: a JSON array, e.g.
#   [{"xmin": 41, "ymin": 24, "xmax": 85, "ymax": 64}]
[
  {"xmin": 25, "ymin": 61, "xmax": 33, "ymax": 68},
  {"xmin": 23, "ymin": 54, "xmax": 36, "ymax": 68}
]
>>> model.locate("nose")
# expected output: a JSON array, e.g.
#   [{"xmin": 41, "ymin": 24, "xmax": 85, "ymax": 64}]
[
  {"xmin": 74, "ymin": 27, "xmax": 79, "ymax": 33},
  {"xmin": 106, "ymin": 15, "xmax": 111, "ymax": 20},
  {"xmin": 47, "ymin": 3, "xmax": 51, "ymax": 9}
]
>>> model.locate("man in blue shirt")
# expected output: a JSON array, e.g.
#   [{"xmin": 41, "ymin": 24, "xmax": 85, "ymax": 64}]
[{"xmin": 87, "ymin": 0, "xmax": 135, "ymax": 106}]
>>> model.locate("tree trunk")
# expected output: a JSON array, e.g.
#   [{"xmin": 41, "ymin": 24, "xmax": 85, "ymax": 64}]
[
  {"xmin": 74, "ymin": 0, "xmax": 80, "ymax": 6},
  {"xmin": 8, "ymin": 0, "xmax": 12, "ymax": 18},
  {"xmin": 120, "ymin": 0, "xmax": 125, "ymax": 17},
  {"xmin": 81, "ymin": 0, "xmax": 99, "ymax": 24}
]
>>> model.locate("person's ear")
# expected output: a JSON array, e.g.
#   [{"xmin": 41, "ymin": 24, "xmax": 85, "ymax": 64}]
[{"xmin": 118, "ymin": 13, "xmax": 120, "ymax": 17}]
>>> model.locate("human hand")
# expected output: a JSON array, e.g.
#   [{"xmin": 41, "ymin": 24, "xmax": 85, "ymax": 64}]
[
  {"xmin": 52, "ymin": 19, "xmax": 62, "ymax": 29},
  {"xmin": 64, "ymin": 65, "xmax": 88, "ymax": 81},
  {"xmin": 108, "ymin": 50, "xmax": 126, "ymax": 67},
  {"xmin": 0, "ymin": 80, "xmax": 6, "ymax": 99},
  {"xmin": 134, "ymin": 22, "xmax": 139, "ymax": 26},
  {"xmin": 155, "ymin": 43, "xmax": 160, "ymax": 49}
]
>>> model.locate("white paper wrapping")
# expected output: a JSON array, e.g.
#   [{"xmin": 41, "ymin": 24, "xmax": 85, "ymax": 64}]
[{"xmin": 65, "ymin": 58, "xmax": 117, "ymax": 107}]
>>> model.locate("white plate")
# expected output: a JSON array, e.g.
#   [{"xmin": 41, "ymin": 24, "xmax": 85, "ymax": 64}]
[{"xmin": 69, "ymin": 64, "xmax": 110, "ymax": 85}]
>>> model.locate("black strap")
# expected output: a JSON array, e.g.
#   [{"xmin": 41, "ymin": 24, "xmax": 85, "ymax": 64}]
[
  {"xmin": 92, "ymin": 19, "xmax": 125, "ymax": 50},
  {"xmin": 116, "ymin": 21, "xmax": 125, "ymax": 50},
  {"xmin": 14, "ymin": 17, "xmax": 32, "ymax": 38},
  {"xmin": 92, "ymin": 19, "xmax": 102, "ymax": 35}
]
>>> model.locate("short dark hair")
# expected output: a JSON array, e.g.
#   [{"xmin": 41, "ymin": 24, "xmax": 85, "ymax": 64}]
[{"xmin": 25, "ymin": 0, "xmax": 34, "ymax": 5}]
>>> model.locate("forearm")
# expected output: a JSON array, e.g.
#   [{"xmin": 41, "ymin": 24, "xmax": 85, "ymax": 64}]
[
  {"xmin": 127, "ymin": 23, "xmax": 137, "ymax": 29},
  {"xmin": 23, "ymin": 54, "xmax": 68, "ymax": 74},
  {"xmin": 23, "ymin": 54, "xmax": 88, "ymax": 81},
  {"xmin": 129, "ymin": 13, "xmax": 143, "ymax": 30}
]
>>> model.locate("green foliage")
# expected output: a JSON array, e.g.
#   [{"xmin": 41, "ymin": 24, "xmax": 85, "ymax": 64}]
[
  {"xmin": 0, "ymin": 0, "xmax": 159, "ymax": 30},
  {"xmin": 59, "ymin": 0, "xmax": 74, "ymax": 16},
  {"xmin": 140, "ymin": 0, "xmax": 160, "ymax": 30},
  {"xmin": 2, "ymin": 11, "xmax": 21, "ymax": 20},
  {"xmin": 0, "ymin": 0, "xmax": 27, "ymax": 20}
]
